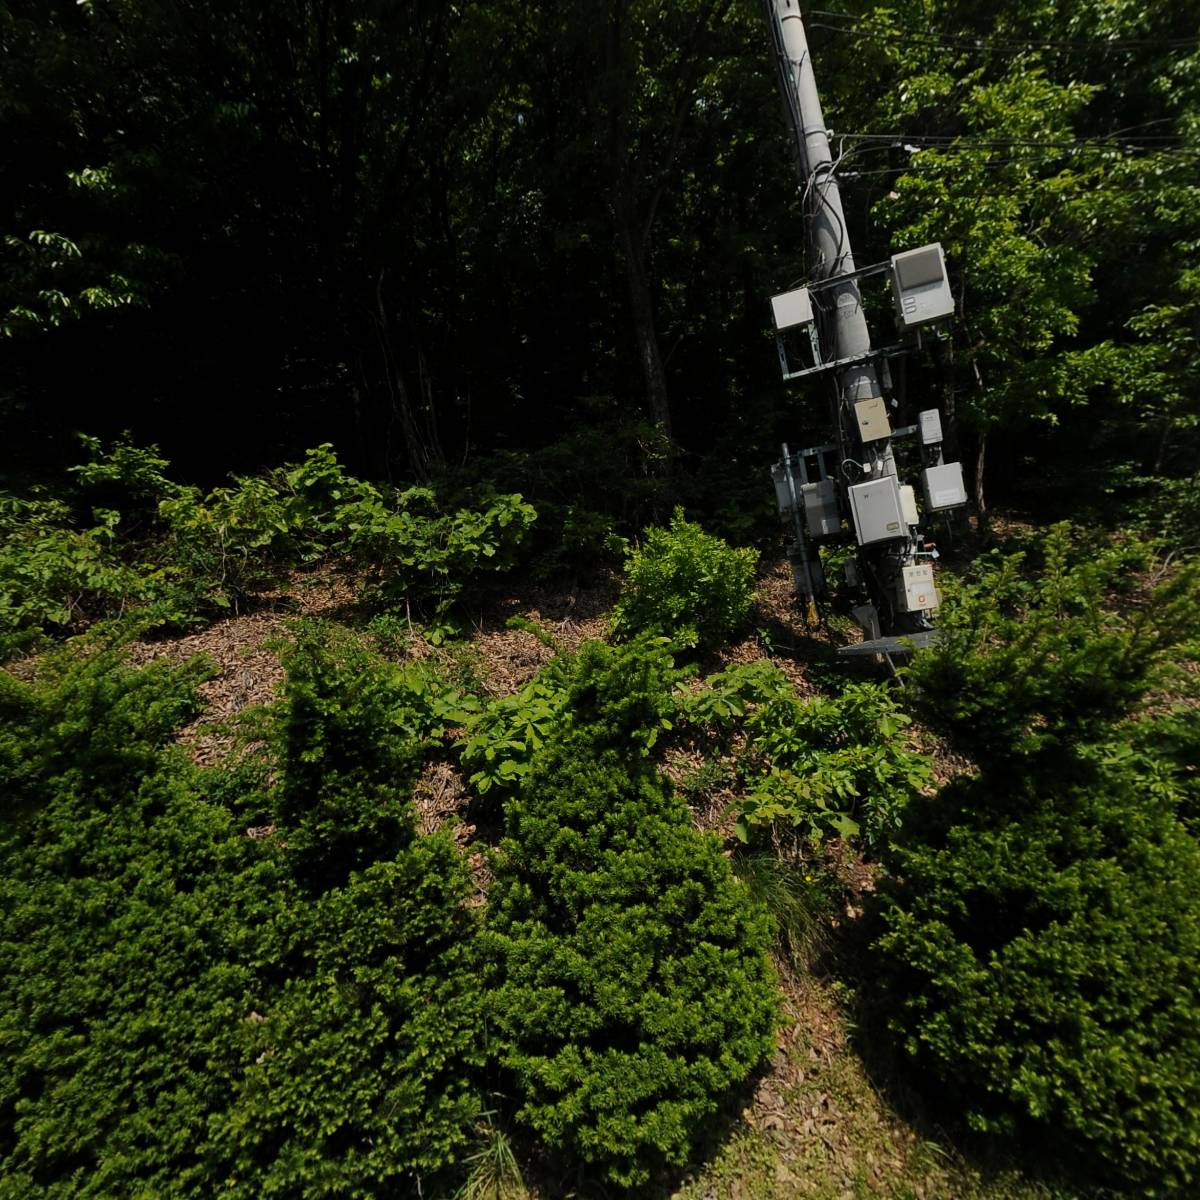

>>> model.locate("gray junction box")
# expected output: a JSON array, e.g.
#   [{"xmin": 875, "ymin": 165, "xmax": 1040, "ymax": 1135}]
[
  {"xmin": 919, "ymin": 408, "xmax": 943, "ymax": 445},
  {"xmin": 921, "ymin": 462, "xmax": 968, "ymax": 511},
  {"xmin": 770, "ymin": 286, "xmax": 813, "ymax": 332},
  {"xmin": 801, "ymin": 479, "xmax": 840, "ymax": 538},
  {"xmin": 891, "ymin": 243, "xmax": 954, "ymax": 333},
  {"xmin": 848, "ymin": 476, "xmax": 906, "ymax": 545}
]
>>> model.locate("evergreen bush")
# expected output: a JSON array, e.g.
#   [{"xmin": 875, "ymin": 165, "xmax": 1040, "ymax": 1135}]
[
  {"xmin": 273, "ymin": 625, "xmax": 425, "ymax": 887},
  {"xmin": 612, "ymin": 508, "xmax": 757, "ymax": 652},
  {"xmin": 459, "ymin": 634, "xmax": 681, "ymax": 798},
  {"xmin": 0, "ymin": 637, "xmax": 484, "ymax": 1197},
  {"xmin": 484, "ymin": 639, "xmax": 777, "ymax": 1188},
  {"xmin": 870, "ymin": 747, "xmax": 1200, "ymax": 1193},
  {"xmin": 905, "ymin": 523, "xmax": 1199, "ymax": 759}
]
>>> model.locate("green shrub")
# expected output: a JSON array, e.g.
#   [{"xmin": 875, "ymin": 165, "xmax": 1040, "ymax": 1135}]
[
  {"xmin": 0, "ymin": 638, "xmax": 484, "ymax": 1197},
  {"xmin": 485, "ymin": 736, "xmax": 778, "ymax": 1189},
  {"xmin": 678, "ymin": 662, "xmax": 931, "ymax": 849},
  {"xmin": 69, "ymin": 433, "xmax": 179, "ymax": 513},
  {"xmin": 155, "ymin": 443, "xmax": 373, "ymax": 614},
  {"xmin": 273, "ymin": 623, "xmax": 474, "ymax": 887},
  {"xmin": 0, "ymin": 641, "xmax": 209, "ymax": 807},
  {"xmin": 0, "ymin": 493, "xmax": 152, "ymax": 658},
  {"xmin": 612, "ymin": 508, "xmax": 757, "ymax": 652},
  {"xmin": 906, "ymin": 523, "xmax": 1199, "ymax": 759},
  {"xmin": 212, "ymin": 834, "xmax": 484, "ymax": 1198},
  {"xmin": 1133, "ymin": 707, "xmax": 1200, "ymax": 833},
  {"xmin": 2, "ymin": 442, "xmax": 539, "ymax": 643},
  {"xmin": 458, "ymin": 635, "xmax": 681, "ymax": 798},
  {"xmin": 1133, "ymin": 469, "xmax": 1200, "ymax": 550},
  {"xmin": 870, "ymin": 746, "xmax": 1200, "ymax": 1193},
  {"xmin": 483, "ymin": 640, "xmax": 776, "ymax": 1189},
  {"xmin": 340, "ymin": 486, "xmax": 536, "ymax": 626},
  {"xmin": 459, "ymin": 671, "xmax": 566, "ymax": 796},
  {"xmin": 273, "ymin": 627, "xmax": 423, "ymax": 884}
]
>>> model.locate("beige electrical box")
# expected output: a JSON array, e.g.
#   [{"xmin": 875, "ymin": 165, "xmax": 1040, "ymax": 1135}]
[
  {"xmin": 854, "ymin": 397, "xmax": 891, "ymax": 443},
  {"xmin": 899, "ymin": 484, "xmax": 919, "ymax": 526},
  {"xmin": 898, "ymin": 562, "xmax": 940, "ymax": 612}
]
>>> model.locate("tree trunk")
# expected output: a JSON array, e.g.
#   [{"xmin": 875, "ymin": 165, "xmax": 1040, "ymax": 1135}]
[
  {"xmin": 938, "ymin": 339, "xmax": 963, "ymax": 466},
  {"xmin": 618, "ymin": 215, "xmax": 672, "ymax": 440},
  {"xmin": 373, "ymin": 272, "xmax": 443, "ymax": 482},
  {"xmin": 604, "ymin": 0, "xmax": 672, "ymax": 443},
  {"xmin": 973, "ymin": 430, "xmax": 991, "ymax": 537}
]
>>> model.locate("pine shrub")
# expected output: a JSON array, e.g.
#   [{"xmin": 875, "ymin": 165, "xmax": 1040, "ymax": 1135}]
[
  {"xmin": 612, "ymin": 508, "xmax": 757, "ymax": 652},
  {"xmin": 485, "ymin": 724, "xmax": 778, "ymax": 1187},
  {"xmin": 870, "ymin": 747, "xmax": 1200, "ymax": 1193},
  {"xmin": 0, "ymin": 639, "xmax": 484, "ymax": 1197},
  {"xmin": 905, "ymin": 523, "xmax": 1198, "ymax": 759},
  {"xmin": 273, "ymin": 625, "xmax": 426, "ymax": 887}
]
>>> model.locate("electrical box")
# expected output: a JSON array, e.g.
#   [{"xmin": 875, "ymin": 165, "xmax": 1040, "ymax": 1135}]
[
  {"xmin": 891, "ymin": 243, "xmax": 954, "ymax": 333},
  {"xmin": 921, "ymin": 462, "xmax": 968, "ymax": 511},
  {"xmin": 848, "ymin": 476, "xmax": 906, "ymax": 545},
  {"xmin": 801, "ymin": 479, "xmax": 840, "ymax": 538},
  {"xmin": 770, "ymin": 286, "xmax": 813, "ymax": 332},
  {"xmin": 771, "ymin": 462, "xmax": 795, "ymax": 513},
  {"xmin": 854, "ymin": 396, "xmax": 891, "ymax": 443},
  {"xmin": 919, "ymin": 408, "xmax": 943, "ymax": 445},
  {"xmin": 898, "ymin": 562, "xmax": 940, "ymax": 612},
  {"xmin": 899, "ymin": 484, "xmax": 919, "ymax": 526}
]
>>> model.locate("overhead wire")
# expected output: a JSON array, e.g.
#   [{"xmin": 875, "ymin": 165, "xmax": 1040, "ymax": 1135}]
[
  {"xmin": 806, "ymin": 11, "xmax": 1200, "ymax": 53},
  {"xmin": 834, "ymin": 131, "xmax": 1189, "ymax": 150}
]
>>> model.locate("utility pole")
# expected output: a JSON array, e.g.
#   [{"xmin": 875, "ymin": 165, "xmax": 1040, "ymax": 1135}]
[
  {"xmin": 762, "ymin": 0, "xmax": 964, "ymax": 657},
  {"xmin": 768, "ymin": 0, "xmax": 886, "ymax": 453}
]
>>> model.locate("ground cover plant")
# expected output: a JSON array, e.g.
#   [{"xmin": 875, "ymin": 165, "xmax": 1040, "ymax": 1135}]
[
  {"xmin": 677, "ymin": 660, "xmax": 932, "ymax": 849},
  {"xmin": 0, "ymin": 440, "xmax": 538, "ymax": 658}
]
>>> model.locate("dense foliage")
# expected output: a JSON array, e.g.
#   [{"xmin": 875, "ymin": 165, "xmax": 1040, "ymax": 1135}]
[
  {"xmin": 483, "ymin": 640, "xmax": 778, "ymax": 1188},
  {"xmin": 872, "ymin": 748, "xmax": 1200, "ymax": 1192},
  {"xmin": 612, "ymin": 509, "xmax": 758, "ymax": 651},
  {"xmin": 0, "ymin": 637, "xmax": 484, "ymax": 1197},
  {"xmin": 871, "ymin": 527, "xmax": 1200, "ymax": 1192},
  {"xmin": 679, "ymin": 660, "xmax": 931, "ymax": 847},
  {"xmin": 0, "ymin": 440, "xmax": 536, "ymax": 658},
  {"xmin": 906, "ymin": 523, "xmax": 1199, "ymax": 758},
  {"xmin": 5, "ymin": 1, "xmax": 1200, "ymax": 1194}
]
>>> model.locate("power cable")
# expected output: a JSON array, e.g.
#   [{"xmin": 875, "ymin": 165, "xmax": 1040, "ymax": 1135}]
[
  {"xmin": 837, "ymin": 148, "xmax": 1200, "ymax": 180},
  {"xmin": 807, "ymin": 12, "xmax": 1200, "ymax": 52},
  {"xmin": 835, "ymin": 132, "xmax": 1189, "ymax": 149}
]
